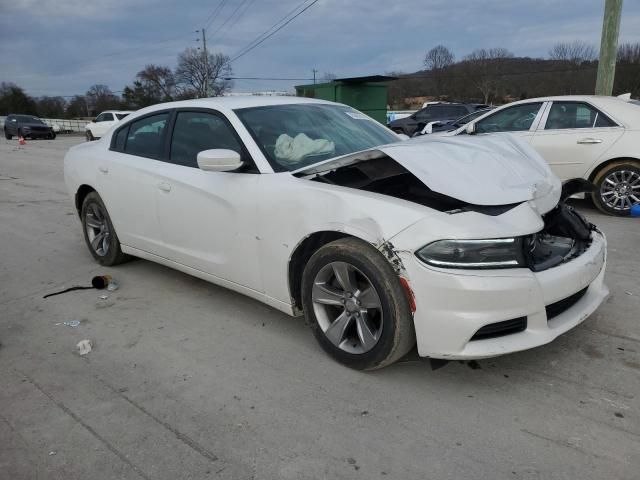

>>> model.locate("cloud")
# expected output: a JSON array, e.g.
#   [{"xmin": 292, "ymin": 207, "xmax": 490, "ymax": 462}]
[{"xmin": 1, "ymin": 0, "xmax": 639, "ymax": 96}]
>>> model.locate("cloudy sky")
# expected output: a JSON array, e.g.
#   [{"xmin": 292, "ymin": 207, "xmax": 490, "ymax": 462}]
[{"xmin": 1, "ymin": 0, "xmax": 639, "ymax": 98}]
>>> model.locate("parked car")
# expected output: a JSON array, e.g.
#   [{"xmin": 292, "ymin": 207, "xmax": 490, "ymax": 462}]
[
  {"xmin": 418, "ymin": 108, "xmax": 493, "ymax": 135},
  {"xmin": 64, "ymin": 97, "xmax": 608, "ymax": 370},
  {"xmin": 85, "ymin": 110, "xmax": 133, "ymax": 141},
  {"xmin": 388, "ymin": 102, "xmax": 488, "ymax": 136},
  {"xmin": 4, "ymin": 114, "xmax": 56, "ymax": 139},
  {"xmin": 435, "ymin": 95, "xmax": 640, "ymax": 215}
]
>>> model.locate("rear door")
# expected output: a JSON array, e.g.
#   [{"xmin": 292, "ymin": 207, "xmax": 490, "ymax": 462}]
[
  {"xmin": 530, "ymin": 101, "xmax": 624, "ymax": 180},
  {"xmin": 97, "ymin": 112, "xmax": 169, "ymax": 254},
  {"xmin": 154, "ymin": 109, "xmax": 262, "ymax": 290},
  {"xmin": 472, "ymin": 102, "xmax": 546, "ymax": 142}
]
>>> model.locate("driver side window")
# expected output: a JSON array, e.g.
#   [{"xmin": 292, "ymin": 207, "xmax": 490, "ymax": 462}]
[{"xmin": 475, "ymin": 103, "xmax": 543, "ymax": 134}]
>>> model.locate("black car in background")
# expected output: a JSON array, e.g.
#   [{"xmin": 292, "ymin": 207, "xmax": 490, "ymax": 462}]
[
  {"xmin": 4, "ymin": 114, "xmax": 56, "ymax": 139},
  {"xmin": 388, "ymin": 102, "xmax": 489, "ymax": 136},
  {"xmin": 424, "ymin": 108, "xmax": 493, "ymax": 134}
]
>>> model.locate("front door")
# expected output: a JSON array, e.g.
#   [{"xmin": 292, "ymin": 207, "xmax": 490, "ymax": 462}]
[
  {"xmin": 154, "ymin": 109, "xmax": 262, "ymax": 291},
  {"xmin": 472, "ymin": 102, "xmax": 546, "ymax": 143}
]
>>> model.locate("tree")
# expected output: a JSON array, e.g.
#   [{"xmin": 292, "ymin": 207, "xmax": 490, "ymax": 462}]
[
  {"xmin": 36, "ymin": 96, "xmax": 67, "ymax": 118},
  {"xmin": 66, "ymin": 95, "xmax": 89, "ymax": 118},
  {"xmin": 322, "ymin": 72, "xmax": 337, "ymax": 81},
  {"xmin": 615, "ymin": 42, "xmax": 640, "ymax": 96},
  {"xmin": 122, "ymin": 65, "xmax": 177, "ymax": 109},
  {"xmin": 462, "ymin": 48, "xmax": 514, "ymax": 103},
  {"xmin": 85, "ymin": 84, "xmax": 120, "ymax": 115},
  {"xmin": 0, "ymin": 82, "xmax": 37, "ymax": 115},
  {"xmin": 174, "ymin": 48, "xmax": 232, "ymax": 98},
  {"xmin": 549, "ymin": 41, "xmax": 597, "ymax": 64},
  {"xmin": 137, "ymin": 64, "xmax": 176, "ymax": 100},
  {"xmin": 424, "ymin": 45, "xmax": 455, "ymax": 96},
  {"xmin": 424, "ymin": 45, "xmax": 455, "ymax": 71}
]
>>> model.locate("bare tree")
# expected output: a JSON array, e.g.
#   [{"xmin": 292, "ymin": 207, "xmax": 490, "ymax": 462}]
[
  {"xmin": 424, "ymin": 45, "xmax": 455, "ymax": 96},
  {"xmin": 174, "ymin": 48, "xmax": 232, "ymax": 98},
  {"xmin": 462, "ymin": 48, "xmax": 514, "ymax": 104},
  {"xmin": 424, "ymin": 45, "xmax": 455, "ymax": 71},
  {"xmin": 548, "ymin": 41, "xmax": 597, "ymax": 64},
  {"xmin": 85, "ymin": 84, "xmax": 119, "ymax": 115},
  {"xmin": 322, "ymin": 72, "xmax": 337, "ymax": 81},
  {"xmin": 137, "ymin": 65, "xmax": 176, "ymax": 100}
]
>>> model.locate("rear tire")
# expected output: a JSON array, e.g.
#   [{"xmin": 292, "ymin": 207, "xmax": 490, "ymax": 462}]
[
  {"xmin": 49, "ymin": 132, "xmax": 56, "ymax": 140},
  {"xmin": 592, "ymin": 160, "xmax": 640, "ymax": 216},
  {"xmin": 301, "ymin": 237, "xmax": 415, "ymax": 370},
  {"xmin": 81, "ymin": 192, "xmax": 129, "ymax": 266}
]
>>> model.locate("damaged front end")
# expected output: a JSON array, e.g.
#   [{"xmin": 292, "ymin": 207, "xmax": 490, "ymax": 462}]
[{"xmin": 524, "ymin": 202, "xmax": 596, "ymax": 272}]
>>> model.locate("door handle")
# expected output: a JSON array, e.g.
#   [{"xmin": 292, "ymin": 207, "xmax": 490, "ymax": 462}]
[
  {"xmin": 158, "ymin": 182, "xmax": 172, "ymax": 192},
  {"xmin": 98, "ymin": 166, "xmax": 109, "ymax": 174},
  {"xmin": 577, "ymin": 138, "xmax": 602, "ymax": 144}
]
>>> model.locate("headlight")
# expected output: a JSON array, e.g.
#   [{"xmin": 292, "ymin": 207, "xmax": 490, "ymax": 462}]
[{"xmin": 416, "ymin": 238, "xmax": 526, "ymax": 269}]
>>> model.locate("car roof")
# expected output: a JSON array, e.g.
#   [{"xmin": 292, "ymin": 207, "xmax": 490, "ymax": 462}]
[
  {"xmin": 125, "ymin": 96, "xmax": 341, "ymax": 119},
  {"xmin": 101, "ymin": 110, "xmax": 134, "ymax": 114}
]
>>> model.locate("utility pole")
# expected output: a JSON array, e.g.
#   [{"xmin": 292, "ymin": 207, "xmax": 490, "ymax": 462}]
[
  {"xmin": 312, "ymin": 68, "xmax": 319, "ymax": 84},
  {"xmin": 595, "ymin": 0, "xmax": 623, "ymax": 95},
  {"xmin": 202, "ymin": 28, "xmax": 209, "ymax": 98}
]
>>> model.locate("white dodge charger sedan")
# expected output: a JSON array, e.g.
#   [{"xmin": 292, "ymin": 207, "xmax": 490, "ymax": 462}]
[{"xmin": 64, "ymin": 97, "xmax": 608, "ymax": 369}]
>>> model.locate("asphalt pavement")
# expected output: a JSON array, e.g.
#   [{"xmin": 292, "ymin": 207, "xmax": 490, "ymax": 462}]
[{"xmin": 1, "ymin": 135, "xmax": 638, "ymax": 479}]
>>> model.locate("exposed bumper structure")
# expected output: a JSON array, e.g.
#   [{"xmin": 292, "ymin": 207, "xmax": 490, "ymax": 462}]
[{"xmin": 400, "ymin": 230, "xmax": 608, "ymax": 360}]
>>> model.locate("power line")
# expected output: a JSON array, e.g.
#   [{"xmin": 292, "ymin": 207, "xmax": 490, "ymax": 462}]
[
  {"xmin": 202, "ymin": 0, "xmax": 228, "ymax": 31},
  {"xmin": 229, "ymin": 0, "xmax": 319, "ymax": 63},
  {"xmin": 207, "ymin": 0, "xmax": 251, "ymax": 44}
]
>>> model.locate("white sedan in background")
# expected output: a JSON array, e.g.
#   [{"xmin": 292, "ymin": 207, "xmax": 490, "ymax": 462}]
[
  {"xmin": 64, "ymin": 97, "xmax": 607, "ymax": 369},
  {"xmin": 433, "ymin": 95, "xmax": 640, "ymax": 215},
  {"xmin": 85, "ymin": 110, "xmax": 133, "ymax": 141}
]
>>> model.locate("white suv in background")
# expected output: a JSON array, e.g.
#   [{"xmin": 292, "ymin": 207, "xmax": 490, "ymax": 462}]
[
  {"xmin": 435, "ymin": 95, "xmax": 640, "ymax": 216},
  {"xmin": 85, "ymin": 110, "xmax": 133, "ymax": 141}
]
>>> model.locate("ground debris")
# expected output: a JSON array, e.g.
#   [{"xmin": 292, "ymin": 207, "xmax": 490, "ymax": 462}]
[{"xmin": 76, "ymin": 339, "xmax": 93, "ymax": 356}]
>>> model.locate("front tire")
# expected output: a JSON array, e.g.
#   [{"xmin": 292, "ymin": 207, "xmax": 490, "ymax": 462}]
[
  {"xmin": 4, "ymin": 129, "xmax": 11, "ymax": 140},
  {"xmin": 301, "ymin": 237, "xmax": 415, "ymax": 370},
  {"xmin": 592, "ymin": 160, "xmax": 640, "ymax": 216},
  {"xmin": 81, "ymin": 192, "xmax": 128, "ymax": 266},
  {"xmin": 86, "ymin": 130, "xmax": 95, "ymax": 142}
]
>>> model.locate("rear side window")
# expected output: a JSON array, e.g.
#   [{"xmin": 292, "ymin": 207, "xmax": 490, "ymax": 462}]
[
  {"xmin": 115, "ymin": 113, "xmax": 129, "ymax": 120},
  {"xmin": 169, "ymin": 111, "xmax": 243, "ymax": 168},
  {"xmin": 545, "ymin": 102, "xmax": 617, "ymax": 130},
  {"xmin": 123, "ymin": 113, "xmax": 169, "ymax": 159}
]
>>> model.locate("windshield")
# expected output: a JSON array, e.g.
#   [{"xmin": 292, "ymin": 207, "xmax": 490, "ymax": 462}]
[
  {"xmin": 116, "ymin": 113, "xmax": 129, "ymax": 120},
  {"xmin": 235, "ymin": 104, "xmax": 400, "ymax": 171},
  {"xmin": 15, "ymin": 115, "xmax": 43, "ymax": 124}
]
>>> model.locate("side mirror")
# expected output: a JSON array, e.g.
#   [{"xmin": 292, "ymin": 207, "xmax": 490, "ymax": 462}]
[
  {"xmin": 197, "ymin": 149, "xmax": 243, "ymax": 172},
  {"xmin": 465, "ymin": 123, "xmax": 476, "ymax": 135}
]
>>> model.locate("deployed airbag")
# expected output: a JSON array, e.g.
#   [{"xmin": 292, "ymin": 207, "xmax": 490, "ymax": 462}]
[{"xmin": 275, "ymin": 133, "xmax": 335, "ymax": 165}]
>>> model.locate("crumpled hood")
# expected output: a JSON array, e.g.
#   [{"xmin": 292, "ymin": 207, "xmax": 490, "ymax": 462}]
[{"xmin": 295, "ymin": 134, "xmax": 561, "ymax": 214}]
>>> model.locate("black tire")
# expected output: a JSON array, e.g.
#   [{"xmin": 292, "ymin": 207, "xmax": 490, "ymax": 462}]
[
  {"xmin": 49, "ymin": 132, "xmax": 56, "ymax": 140},
  {"xmin": 301, "ymin": 237, "xmax": 415, "ymax": 370},
  {"xmin": 591, "ymin": 160, "xmax": 640, "ymax": 216},
  {"xmin": 4, "ymin": 129, "xmax": 11, "ymax": 140},
  {"xmin": 81, "ymin": 192, "xmax": 129, "ymax": 266},
  {"xmin": 86, "ymin": 130, "xmax": 95, "ymax": 142}
]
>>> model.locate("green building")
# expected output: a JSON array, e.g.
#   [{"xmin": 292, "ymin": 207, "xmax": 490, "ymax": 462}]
[{"xmin": 295, "ymin": 75, "xmax": 396, "ymax": 124}]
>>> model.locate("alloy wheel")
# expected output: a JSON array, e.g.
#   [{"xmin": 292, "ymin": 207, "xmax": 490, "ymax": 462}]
[
  {"xmin": 85, "ymin": 203, "xmax": 111, "ymax": 256},
  {"xmin": 600, "ymin": 169, "xmax": 640, "ymax": 212},
  {"xmin": 311, "ymin": 261, "xmax": 383, "ymax": 354}
]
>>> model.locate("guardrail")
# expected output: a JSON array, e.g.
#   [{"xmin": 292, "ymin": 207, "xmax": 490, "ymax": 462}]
[{"xmin": 0, "ymin": 116, "xmax": 88, "ymax": 133}]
